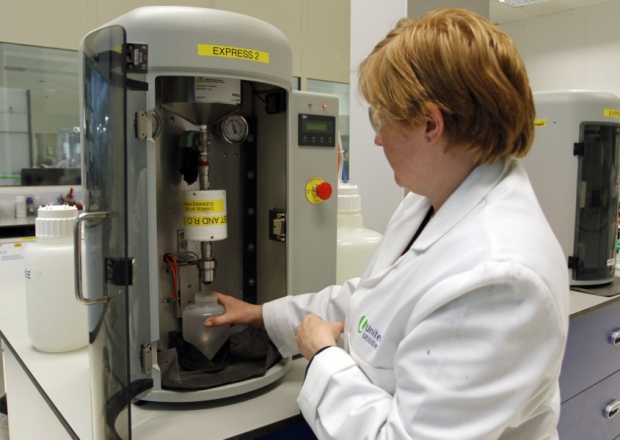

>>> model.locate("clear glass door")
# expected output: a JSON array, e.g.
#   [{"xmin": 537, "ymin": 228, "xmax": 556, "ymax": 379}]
[
  {"xmin": 81, "ymin": 24, "xmax": 134, "ymax": 439},
  {"xmin": 573, "ymin": 123, "xmax": 620, "ymax": 283}
]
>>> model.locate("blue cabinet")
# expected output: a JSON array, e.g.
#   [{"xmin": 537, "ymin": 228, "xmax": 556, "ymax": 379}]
[{"xmin": 559, "ymin": 298, "xmax": 620, "ymax": 439}]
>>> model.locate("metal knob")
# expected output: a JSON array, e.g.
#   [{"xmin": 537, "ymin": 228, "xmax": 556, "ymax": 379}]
[
  {"xmin": 610, "ymin": 329, "xmax": 620, "ymax": 346},
  {"xmin": 605, "ymin": 400, "xmax": 620, "ymax": 419}
]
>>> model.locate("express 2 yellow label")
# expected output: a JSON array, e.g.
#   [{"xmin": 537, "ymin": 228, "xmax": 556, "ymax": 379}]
[
  {"xmin": 198, "ymin": 44, "xmax": 269, "ymax": 64},
  {"xmin": 604, "ymin": 109, "xmax": 620, "ymax": 118}
]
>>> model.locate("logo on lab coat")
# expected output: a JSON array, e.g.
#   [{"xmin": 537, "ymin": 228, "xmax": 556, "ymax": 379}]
[{"xmin": 358, "ymin": 315, "xmax": 382, "ymax": 349}]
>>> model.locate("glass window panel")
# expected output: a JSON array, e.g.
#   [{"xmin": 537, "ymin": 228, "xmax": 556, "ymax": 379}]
[
  {"xmin": 0, "ymin": 42, "xmax": 79, "ymax": 186},
  {"xmin": 573, "ymin": 123, "xmax": 620, "ymax": 282}
]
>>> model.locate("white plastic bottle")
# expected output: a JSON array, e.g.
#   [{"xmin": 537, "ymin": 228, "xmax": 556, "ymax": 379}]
[
  {"xmin": 336, "ymin": 183, "xmax": 383, "ymax": 284},
  {"xmin": 183, "ymin": 292, "xmax": 230, "ymax": 360},
  {"xmin": 14, "ymin": 195, "xmax": 26, "ymax": 218},
  {"xmin": 24, "ymin": 205, "xmax": 88, "ymax": 352}
]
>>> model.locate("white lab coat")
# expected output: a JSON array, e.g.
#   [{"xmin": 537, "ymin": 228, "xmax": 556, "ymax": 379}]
[{"xmin": 263, "ymin": 157, "xmax": 569, "ymax": 440}]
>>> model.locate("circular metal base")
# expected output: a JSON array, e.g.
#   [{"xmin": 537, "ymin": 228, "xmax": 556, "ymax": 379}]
[{"xmin": 139, "ymin": 358, "xmax": 292, "ymax": 403}]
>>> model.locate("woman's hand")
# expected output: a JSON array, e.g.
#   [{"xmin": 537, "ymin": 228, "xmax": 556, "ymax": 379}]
[
  {"xmin": 296, "ymin": 314, "xmax": 344, "ymax": 360},
  {"xmin": 204, "ymin": 292, "xmax": 264, "ymax": 328}
]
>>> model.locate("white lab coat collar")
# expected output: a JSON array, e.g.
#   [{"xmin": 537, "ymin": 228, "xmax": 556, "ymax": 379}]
[
  {"xmin": 366, "ymin": 157, "xmax": 510, "ymax": 280},
  {"xmin": 412, "ymin": 156, "xmax": 510, "ymax": 251}
]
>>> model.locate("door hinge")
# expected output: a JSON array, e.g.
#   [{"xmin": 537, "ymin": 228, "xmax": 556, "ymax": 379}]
[
  {"xmin": 269, "ymin": 209, "xmax": 286, "ymax": 242},
  {"xmin": 134, "ymin": 111, "xmax": 148, "ymax": 139},
  {"xmin": 568, "ymin": 256, "xmax": 579, "ymax": 269},
  {"xmin": 105, "ymin": 257, "xmax": 136, "ymax": 286},
  {"xmin": 126, "ymin": 43, "xmax": 148, "ymax": 73},
  {"xmin": 573, "ymin": 142, "xmax": 585, "ymax": 156},
  {"xmin": 140, "ymin": 343, "xmax": 152, "ymax": 375}
]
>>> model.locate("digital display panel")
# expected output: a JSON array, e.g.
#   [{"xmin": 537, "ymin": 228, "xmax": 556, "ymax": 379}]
[
  {"xmin": 298, "ymin": 114, "xmax": 336, "ymax": 147},
  {"xmin": 305, "ymin": 121, "xmax": 330, "ymax": 132}
]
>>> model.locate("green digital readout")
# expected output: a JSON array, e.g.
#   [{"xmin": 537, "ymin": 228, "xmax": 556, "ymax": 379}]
[
  {"xmin": 305, "ymin": 121, "xmax": 329, "ymax": 132},
  {"xmin": 298, "ymin": 113, "xmax": 336, "ymax": 147}
]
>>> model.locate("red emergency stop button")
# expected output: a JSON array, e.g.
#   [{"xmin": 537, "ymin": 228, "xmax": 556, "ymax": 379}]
[
  {"xmin": 315, "ymin": 181, "xmax": 333, "ymax": 200},
  {"xmin": 305, "ymin": 177, "xmax": 332, "ymax": 204}
]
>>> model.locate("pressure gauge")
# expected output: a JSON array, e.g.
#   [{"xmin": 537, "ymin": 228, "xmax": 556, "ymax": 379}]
[{"xmin": 221, "ymin": 115, "xmax": 249, "ymax": 143}]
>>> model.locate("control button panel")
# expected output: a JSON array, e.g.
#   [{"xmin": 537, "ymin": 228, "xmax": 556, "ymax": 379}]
[{"xmin": 298, "ymin": 114, "xmax": 336, "ymax": 147}]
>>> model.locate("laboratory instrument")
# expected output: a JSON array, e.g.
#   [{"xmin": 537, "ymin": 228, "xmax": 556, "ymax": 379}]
[
  {"xmin": 76, "ymin": 6, "xmax": 338, "ymax": 439},
  {"xmin": 522, "ymin": 90, "xmax": 620, "ymax": 286}
]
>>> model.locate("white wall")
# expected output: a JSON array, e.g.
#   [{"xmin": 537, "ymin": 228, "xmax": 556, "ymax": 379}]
[
  {"xmin": 501, "ymin": 1, "xmax": 620, "ymax": 96},
  {"xmin": 350, "ymin": 0, "xmax": 489, "ymax": 234},
  {"xmin": 349, "ymin": 0, "xmax": 407, "ymax": 234}
]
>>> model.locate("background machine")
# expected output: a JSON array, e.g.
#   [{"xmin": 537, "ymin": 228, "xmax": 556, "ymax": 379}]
[
  {"xmin": 75, "ymin": 7, "xmax": 338, "ymax": 438},
  {"xmin": 522, "ymin": 90, "xmax": 620, "ymax": 288}
]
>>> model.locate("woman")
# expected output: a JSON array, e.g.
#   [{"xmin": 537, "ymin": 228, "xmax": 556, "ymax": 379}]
[{"xmin": 207, "ymin": 8, "xmax": 569, "ymax": 439}]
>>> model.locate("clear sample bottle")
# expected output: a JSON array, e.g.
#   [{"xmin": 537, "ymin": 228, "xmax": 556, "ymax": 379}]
[
  {"xmin": 24, "ymin": 205, "xmax": 88, "ymax": 352},
  {"xmin": 183, "ymin": 292, "xmax": 230, "ymax": 360}
]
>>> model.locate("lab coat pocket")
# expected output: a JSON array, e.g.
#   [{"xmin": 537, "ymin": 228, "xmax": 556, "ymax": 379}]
[{"xmin": 349, "ymin": 336, "xmax": 396, "ymax": 395}]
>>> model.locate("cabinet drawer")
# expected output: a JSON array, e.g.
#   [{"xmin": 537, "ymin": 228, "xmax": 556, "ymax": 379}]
[
  {"xmin": 560, "ymin": 300, "xmax": 620, "ymax": 401},
  {"xmin": 558, "ymin": 369, "xmax": 620, "ymax": 440}
]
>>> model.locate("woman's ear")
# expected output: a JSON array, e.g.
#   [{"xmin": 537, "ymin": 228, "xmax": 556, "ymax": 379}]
[{"xmin": 424, "ymin": 103, "xmax": 444, "ymax": 145}]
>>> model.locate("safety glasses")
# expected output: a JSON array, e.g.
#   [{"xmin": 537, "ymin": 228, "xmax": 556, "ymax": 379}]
[{"xmin": 368, "ymin": 106, "xmax": 381, "ymax": 134}]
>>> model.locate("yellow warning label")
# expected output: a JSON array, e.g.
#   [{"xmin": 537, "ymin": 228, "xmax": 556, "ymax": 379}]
[
  {"xmin": 184, "ymin": 199, "xmax": 224, "ymax": 213},
  {"xmin": 198, "ymin": 44, "xmax": 269, "ymax": 64},
  {"xmin": 305, "ymin": 176, "xmax": 326, "ymax": 205},
  {"xmin": 604, "ymin": 109, "xmax": 620, "ymax": 118},
  {"xmin": 184, "ymin": 215, "xmax": 228, "ymax": 226},
  {"xmin": 534, "ymin": 119, "xmax": 546, "ymax": 127}
]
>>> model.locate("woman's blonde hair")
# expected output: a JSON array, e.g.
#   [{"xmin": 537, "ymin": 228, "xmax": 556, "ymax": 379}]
[{"xmin": 359, "ymin": 8, "xmax": 535, "ymax": 164}]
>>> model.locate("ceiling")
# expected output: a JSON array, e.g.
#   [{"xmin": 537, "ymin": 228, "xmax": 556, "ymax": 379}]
[{"xmin": 489, "ymin": 0, "xmax": 619, "ymax": 24}]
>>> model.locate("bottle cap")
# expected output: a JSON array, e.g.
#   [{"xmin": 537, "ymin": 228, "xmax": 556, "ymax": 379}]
[
  {"xmin": 35, "ymin": 205, "xmax": 78, "ymax": 238},
  {"xmin": 337, "ymin": 183, "xmax": 362, "ymax": 213}
]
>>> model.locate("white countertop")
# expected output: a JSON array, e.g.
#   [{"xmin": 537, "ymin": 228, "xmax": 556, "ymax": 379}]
[
  {"xmin": 569, "ymin": 289, "xmax": 619, "ymax": 316},
  {"xmin": 0, "ymin": 279, "xmax": 308, "ymax": 439}
]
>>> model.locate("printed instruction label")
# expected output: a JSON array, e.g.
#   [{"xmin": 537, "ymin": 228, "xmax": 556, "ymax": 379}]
[
  {"xmin": 198, "ymin": 44, "xmax": 270, "ymax": 64},
  {"xmin": 184, "ymin": 199, "xmax": 225, "ymax": 213},
  {"xmin": 184, "ymin": 215, "xmax": 228, "ymax": 226},
  {"xmin": 194, "ymin": 77, "xmax": 241, "ymax": 104}
]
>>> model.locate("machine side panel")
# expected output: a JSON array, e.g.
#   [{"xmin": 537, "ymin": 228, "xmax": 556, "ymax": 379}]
[{"xmin": 288, "ymin": 91, "xmax": 339, "ymax": 295}]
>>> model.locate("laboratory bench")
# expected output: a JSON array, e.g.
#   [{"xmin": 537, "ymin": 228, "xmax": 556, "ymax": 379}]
[
  {"xmin": 0, "ymin": 279, "xmax": 313, "ymax": 440},
  {"xmin": 2, "ymin": 275, "xmax": 620, "ymax": 439}
]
